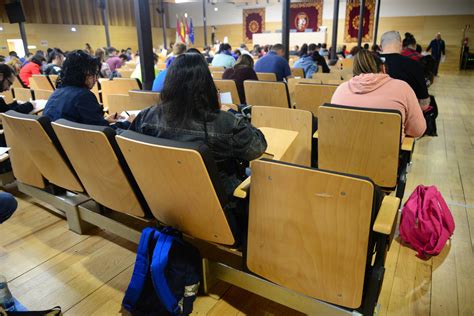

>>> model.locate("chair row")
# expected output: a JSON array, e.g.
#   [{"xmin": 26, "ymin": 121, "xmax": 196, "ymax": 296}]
[{"xmin": 2, "ymin": 107, "xmax": 400, "ymax": 315}]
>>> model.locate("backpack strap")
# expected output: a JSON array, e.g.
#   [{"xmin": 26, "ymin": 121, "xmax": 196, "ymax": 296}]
[
  {"xmin": 151, "ymin": 232, "xmax": 181, "ymax": 315},
  {"xmin": 122, "ymin": 227, "xmax": 159, "ymax": 311}
]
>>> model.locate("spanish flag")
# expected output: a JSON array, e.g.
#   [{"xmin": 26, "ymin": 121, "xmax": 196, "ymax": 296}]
[{"xmin": 179, "ymin": 17, "xmax": 186, "ymax": 43}]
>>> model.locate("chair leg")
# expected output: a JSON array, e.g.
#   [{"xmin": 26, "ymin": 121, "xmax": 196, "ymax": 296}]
[{"xmin": 200, "ymin": 258, "xmax": 218, "ymax": 295}]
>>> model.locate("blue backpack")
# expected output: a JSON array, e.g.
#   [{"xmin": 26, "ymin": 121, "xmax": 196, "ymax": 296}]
[{"xmin": 123, "ymin": 227, "xmax": 202, "ymax": 315}]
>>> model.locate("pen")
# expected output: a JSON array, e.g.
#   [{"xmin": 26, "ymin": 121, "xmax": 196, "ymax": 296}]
[{"xmin": 125, "ymin": 111, "xmax": 130, "ymax": 116}]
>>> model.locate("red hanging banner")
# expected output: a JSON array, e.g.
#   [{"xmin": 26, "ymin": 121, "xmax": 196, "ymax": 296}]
[
  {"xmin": 290, "ymin": 0, "xmax": 323, "ymax": 33},
  {"xmin": 243, "ymin": 8, "xmax": 265, "ymax": 43},
  {"xmin": 344, "ymin": 0, "xmax": 375, "ymax": 43}
]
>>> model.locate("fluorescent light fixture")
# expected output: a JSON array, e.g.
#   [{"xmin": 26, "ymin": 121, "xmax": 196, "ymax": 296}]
[
  {"xmin": 0, "ymin": 26, "xmax": 4, "ymax": 31},
  {"xmin": 71, "ymin": 26, "xmax": 77, "ymax": 32},
  {"xmin": 27, "ymin": 45, "xmax": 37, "ymax": 49},
  {"xmin": 185, "ymin": 13, "xmax": 188, "ymax": 18}
]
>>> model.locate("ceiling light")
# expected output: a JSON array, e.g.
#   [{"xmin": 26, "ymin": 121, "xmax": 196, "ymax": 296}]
[
  {"xmin": 214, "ymin": 7, "xmax": 218, "ymax": 11},
  {"xmin": 0, "ymin": 26, "xmax": 4, "ymax": 31},
  {"xmin": 71, "ymin": 27, "xmax": 77, "ymax": 32}
]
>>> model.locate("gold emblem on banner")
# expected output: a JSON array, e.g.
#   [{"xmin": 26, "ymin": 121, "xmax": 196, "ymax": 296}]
[
  {"xmin": 295, "ymin": 12, "xmax": 309, "ymax": 32},
  {"xmin": 249, "ymin": 20, "xmax": 260, "ymax": 33}
]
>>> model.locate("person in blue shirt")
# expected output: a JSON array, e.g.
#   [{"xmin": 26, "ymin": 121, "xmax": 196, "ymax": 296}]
[
  {"xmin": 426, "ymin": 33, "xmax": 445, "ymax": 76},
  {"xmin": 43, "ymin": 50, "xmax": 132, "ymax": 129},
  {"xmin": 254, "ymin": 44, "xmax": 291, "ymax": 81},
  {"xmin": 293, "ymin": 44, "xmax": 318, "ymax": 78},
  {"xmin": 152, "ymin": 43, "xmax": 187, "ymax": 92},
  {"xmin": 211, "ymin": 43, "xmax": 236, "ymax": 69}
]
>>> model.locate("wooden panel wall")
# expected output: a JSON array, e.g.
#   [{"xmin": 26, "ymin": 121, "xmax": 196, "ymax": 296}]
[{"xmin": 0, "ymin": 0, "xmax": 165, "ymax": 27}]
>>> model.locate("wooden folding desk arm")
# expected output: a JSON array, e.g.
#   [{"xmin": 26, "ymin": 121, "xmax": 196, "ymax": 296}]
[
  {"xmin": 373, "ymin": 196, "xmax": 400, "ymax": 235},
  {"xmin": 401, "ymin": 137, "xmax": 415, "ymax": 152},
  {"xmin": 233, "ymin": 176, "xmax": 251, "ymax": 199}
]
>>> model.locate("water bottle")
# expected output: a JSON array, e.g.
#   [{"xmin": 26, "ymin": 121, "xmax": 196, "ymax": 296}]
[{"xmin": 0, "ymin": 275, "xmax": 15, "ymax": 312}]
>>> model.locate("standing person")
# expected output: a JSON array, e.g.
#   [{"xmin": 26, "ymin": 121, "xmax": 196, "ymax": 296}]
[
  {"xmin": 43, "ymin": 50, "xmax": 133, "ymax": 129},
  {"xmin": 211, "ymin": 26, "xmax": 217, "ymax": 46},
  {"xmin": 254, "ymin": 44, "xmax": 291, "ymax": 81},
  {"xmin": 331, "ymin": 50, "xmax": 426, "ymax": 139},
  {"xmin": 211, "ymin": 44, "xmax": 236, "ymax": 69},
  {"xmin": 44, "ymin": 48, "xmax": 65, "ymax": 75},
  {"xmin": 19, "ymin": 54, "xmax": 44, "ymax": 87},
  {"xmin": 426, "ymin": 33, "xmax": 446, "ymax": 76},
  {"xmin": 223, "ymin": 54, "xmax": 258, "ymax": 104}
]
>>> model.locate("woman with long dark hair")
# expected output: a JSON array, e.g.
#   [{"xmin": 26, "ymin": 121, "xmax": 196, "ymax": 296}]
[
  {"xmin": 222, "ymin": 54, "xmax": 258, "ymax": 104},
  {"xmin": 43, "ymin": 50, "xmax": 131, "ymax": 128},
  {"xmin": 131, "ymin": 52, "xmax": 267, "ymax": 202}
]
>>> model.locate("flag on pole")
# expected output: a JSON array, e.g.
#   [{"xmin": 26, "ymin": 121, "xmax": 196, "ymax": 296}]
[
  {"xmin": 179, "ymin": 17, "xmax": 186, "ymax": 43},
  {"xmin": 185, "ymin": 16, "xmax": 190, "ymax": 45},
  {"xmin": 189, "ymin": 18, "xmax": 195, "ymax": 44}
]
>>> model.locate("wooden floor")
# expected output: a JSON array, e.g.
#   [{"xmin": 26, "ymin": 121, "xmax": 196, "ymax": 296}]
[{"xmin": 1, "ymin": 71, "xmax": 473, "ymax": 315}]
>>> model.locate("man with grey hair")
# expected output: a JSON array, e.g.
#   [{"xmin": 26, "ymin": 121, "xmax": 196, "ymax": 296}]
[
  {"xmin": 427, "ymin": 32, "xmax": 445, "ymax": 76},
  {"xmin": 380, "ymin": 31, "xmax": 430, "ymax": 108}
]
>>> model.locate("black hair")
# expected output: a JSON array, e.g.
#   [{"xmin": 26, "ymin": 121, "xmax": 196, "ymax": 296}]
[
  {"xmin": 298, "ymin": 44, "xmax": 308, "ymax": 57},
  {"xmin": 31, "ymin": 54, "xmax": 45, "ymax": 66},
  {"xmin": 107, "ymin": 47, "xmax": 118, "ymax": 55},
  {"xmin": 47, "ymin": 48, "xmax": 64, "ymax": 63},
  {"xmin": 119, "ymin": 54, "xmax": 128, "ymax": 60},
  {"xmin": 9, "ymin": 51, "xmax": 17, "ymax": 57},
  {"xmin": 186, "ymin": 48, "xmax": 201, "ymax": 54},
  {"xmin": 161, "ymin": 53, "xmax": 220, "ymax": 127},
  {"xmin": 271, "ymin": 44, "xmax": 284, "ymax": 51},
  {"xmin": 218, "ymin": 43, "xmax": 232, "ymax": 54},
  {"xmin": 404, "ymin": 36, "xmax": 417, "ymax": 48},
  {"xmin": 308, "ymin": 43, "xmax": 317, "ymax": 52},
  {"xmin": 58, "ymin": 50, "xmax": 100, "ymax": 88},
  {"xmin": 0, "ymin": 64, "xmax": 15, "ymax": 92},
  {"xmin": 363, "ymin": 43, "xmax": 370, "ymax": 49}
]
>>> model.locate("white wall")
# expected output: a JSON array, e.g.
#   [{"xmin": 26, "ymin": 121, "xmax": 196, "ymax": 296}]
[{"xmin": 168, "ymin": 0, "xmax": 474, "ymax": 26}]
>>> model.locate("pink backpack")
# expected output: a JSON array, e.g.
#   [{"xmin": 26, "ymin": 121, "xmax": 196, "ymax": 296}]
[{"xmin": 399, "ymin": 185, "xmax": 455, "ymax": 257}]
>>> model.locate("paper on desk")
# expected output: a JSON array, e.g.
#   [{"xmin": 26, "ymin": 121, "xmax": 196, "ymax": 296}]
[
  {"xmin": 120, "ymin": 110, "xmax": 141, "ymax": 118},
  {"xmin": 0, "ymin": 147, "xmax": 11, "ymax": 156},
  {"xmin": 219, "ymin": 92, "xmax": 233, "ymax": 104},
  {"xmin": 30, "ymin": 99, "xmax": 47, "ymax": 114}
]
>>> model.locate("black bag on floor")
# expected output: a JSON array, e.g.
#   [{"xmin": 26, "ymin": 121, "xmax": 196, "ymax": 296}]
[{"xmin": 424, "ymin": 95, "xmax": 438, "ymax": 137}]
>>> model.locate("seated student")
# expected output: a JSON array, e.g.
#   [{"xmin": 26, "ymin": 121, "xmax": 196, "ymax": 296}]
[
  {"xmin": 380, "ymin": 31, "xmax": 430, "ymax": 108},
  {"xmin": 131, "ymin": 53, "xmax": 159, "ymax": 82},
  {"xmin": 319, "ymin": 43, "xmax": 329, "ymax": 57},
  {"xmin": 401, "ymin": 36, "xmax": 423, "ymax": 62},
  {"xmin": 346, "ymin": 46, "xmax": 361, "ymax": 59},
  {"xmin": 0, "ymin": 64, "xmax": 34, "ymax": 114},
  {"xmin": 19, "ymin": 54, "xmax": 44, "ymax": 87},
  {"xmin": 152, "ymin": 43, "xmax": 187, "ymax": 92},
  {"xmin": 312, "ymin": 50, "xmax": 330, "ymax": 73},
  {"xmin": 222, "ymin": 54, "xmax": 258, "ymax": 104},
  {"xmin": 95, "ymin": 48, "xmax": 112, "ymax": 78},
  {"xmin": 293, "ymin": 44, "xmax": 318, "ymax": 78},
  {"xmin": 43, "ymin": 50, "xmax": 132, "ymax": 129},
  {"xmin": 254, "ymin": 44, "xmax": 291, "ymax": 81},
  {"xmin": 44, "ymin": 48, "xmax": 65, "ymax": 75},
  {"xmin": 130, "ymin": 53, "xmax": 267, "ymax": 201},
  {"xmin": 211, "ymin": 43, "xmax": 236, "ymax": 69},
  {"xmin": 106, "ymin": 47, "xmax": 123, "ymax": 72},
  {"xmin": 0, "ymin": 192, "xmax": 17, "ymax": 224},
  {"xmin": 331, "ymin": 49, "xmax": 426, "ymax": 139}
]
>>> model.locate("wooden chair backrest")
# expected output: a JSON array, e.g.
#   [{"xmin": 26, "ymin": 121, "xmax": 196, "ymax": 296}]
[
  {"xmin": 1, "ymin": 112, "xmax": 83, "ymax": 192},
  {"xmin": 128, "ymin": 90, "xmax": 161, "ymax": 108},
  {"xmin": 286, "ymin": 78, "xmax": 322, "ymax": 105},
  {"xmin": 101, "ymin": 78, "xmax": 141, "ymax": 109},
  {"xmin": 33, "ymin": 89, "xmax": 53, "ymax": 100},
  {"xmin": 12, "ymin": 76, "xmax": 24, "ymax": 89},
  {"xmin": 293, "ymin": 84, "xmax": 337, "ymax": 117},
  {"xmin": 256, "ymin": 72, "xmax": 277, "ymax": 82},
  {"xmin": 107, "ymin": 94, "xmax": 133, "ymax": 114},
  {"xmin": 247, "ymin": 159, "xmax": 375, "ymax": 308},
  {"xmin": 312, "ymin": 72, "xmax": 342, "ymax": 82},
  {"xmin": 214, "ymin": 79, "xmax": 241, "ymax": 104},
  {"xmin": 209, "ymin": 66, "xmax": 225, "ymax": 72},
  {"xmin": 325, "ymin": 79, "xmax": 344, "ymax": 86},
  {"xmin": 118, "ymin": 69, "xmax": 133, "ymax": 78},
  {"xmin": 52, "ymin": 121, "xmax": 146, "ymax": 217},
  {"xmin": 318, "ymin": 104, "xmax": 401, "ymax": 188},
  {"xmin": 0, "ymin": 90, "xmax": 14, "ymax": 104},
  {"xmin": 29, "ymin": 75, "xmax": 54, "ymax": 91},
  {"xmin": 252, "ymin": 106, "xmax": 312, "ymax": 166},
  {"xmin": 211, "ymin": 71, "xmax": 224, "ymax": 79},
  {"xmin": 1, "ymin": 113, "xmax": 45, "ymax": 188},
  {"xmin": 244, "ymin": 81, "xmax": 289, "ymax": 108},
  {"xmin": 116, "ymin": 131, "xmax": 235, "ymax": 245},
  {"xmin": 290, "ymin": 67, "xmax": 305, "ymax": 78},
  {"xmin": 48, "ymin": 75, "xmax": 59, "ymax": 88},
  {"xmin": 341, "ymin": 58, "xmax": 354, "ymax": 70},
  {"xmin": 13, "ymin": 88, "xmax": 32, "ymax": 102}
]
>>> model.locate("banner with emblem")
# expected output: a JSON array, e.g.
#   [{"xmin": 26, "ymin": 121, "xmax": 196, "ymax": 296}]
[
  {"xmin": 243, "ymin": 8, "xmax": 265, "ymax": 43},
  {"xmin": 290, "ymin": 0, "xmax": 323, "ymax": 33},
  {"xmin": 344, "ymin": 0, "xmax": 375, "ymax": 42}
]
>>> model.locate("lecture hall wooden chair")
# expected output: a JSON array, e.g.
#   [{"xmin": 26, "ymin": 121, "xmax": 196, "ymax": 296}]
[
  {"xmin": 29, "ymin": 75, "xmax": 54, "ymax": 91},
  {"xmin": 317, "ymin": 103, "xmax": 414, "ymax": 199},
  {"xmin": 293, "ymin": 83, "xmax": 338, "ymax": 116},
  {"xmin": 244, "ymin": 81, "xmax": 290, "ymax": 108},
  {"xmin": 256, "ymin": 72, "xmax": 277, "ymax": 81},
  {"xmin": 101, "ymin": 78, "xmax": 141, "ymax": 110},
  {"xmin": 118, "ymin": 69, "xmax": 133, "ymax": 78},
  {"xmin": 247, "ymin": 159, "xmax": 400, "ymax": 315},
  {"xmin": 252, "ymin": 106, "xmax": 313, "ymax": 166},
  {"xmin": 52, "ymin": 120, "xmax": 152, "ymax": 218},
  {"xmin": 209, "ymin": 66, "xmax": 225, "ymax": 72},
  {"xmin": 286, "ymin": 78, "xmax": 322, "ymax": 106},
  {"xmin": 214, "ymin": 79, "xmax": 241, "ymax": 105},
  {"xmin": 290, "ymin": 67, "xmax": 305, "ymax": 78},
  {"xmin": 48, "ymin": 75, "xmax": 59, "ymax": 88},
  {"xmin": 33, "ymin": 89, "xmax": 53, "ymax": 100},
  {"xmin": 211, "ymin": 71, "xmax": 224, "ymax": 79},
  {"xmin": 107, "ymin": 94, "xmax": 133, "ymax": 114},
  {"xmin": 116, "ymin": 131, "xmax": 236, "ymax": 245},
  {"xmin": 12, "ymin": 88, "xmax": 33, "ymax": 102},
  {"xmin": 1, "ymin": 111, "xmax": 90, "ymax": 233},
  {"xmin": 128, "ymin": 90, "xmax": 161, "ymax": 108},
  {"xmin": 312, "ymin": 72, "xmax": 342, "ymax": 82},
  {"xmin": 0, "ymin": 89, "xmax": 14, "ymax": 104}
]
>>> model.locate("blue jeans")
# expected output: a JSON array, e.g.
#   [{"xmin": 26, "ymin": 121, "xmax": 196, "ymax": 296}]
[{"xmin": 0, "ymin": 192, "xmax": 17, "ymax": 224}]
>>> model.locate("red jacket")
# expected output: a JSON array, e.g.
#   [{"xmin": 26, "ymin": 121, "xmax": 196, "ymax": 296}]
[
  {"xmin": 401, "ymin": 48, "xmax": 422, "ymax": 62},
  {"xmin": 19, "ymin": 62, "xmax": 41, "ymax": 87}
]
